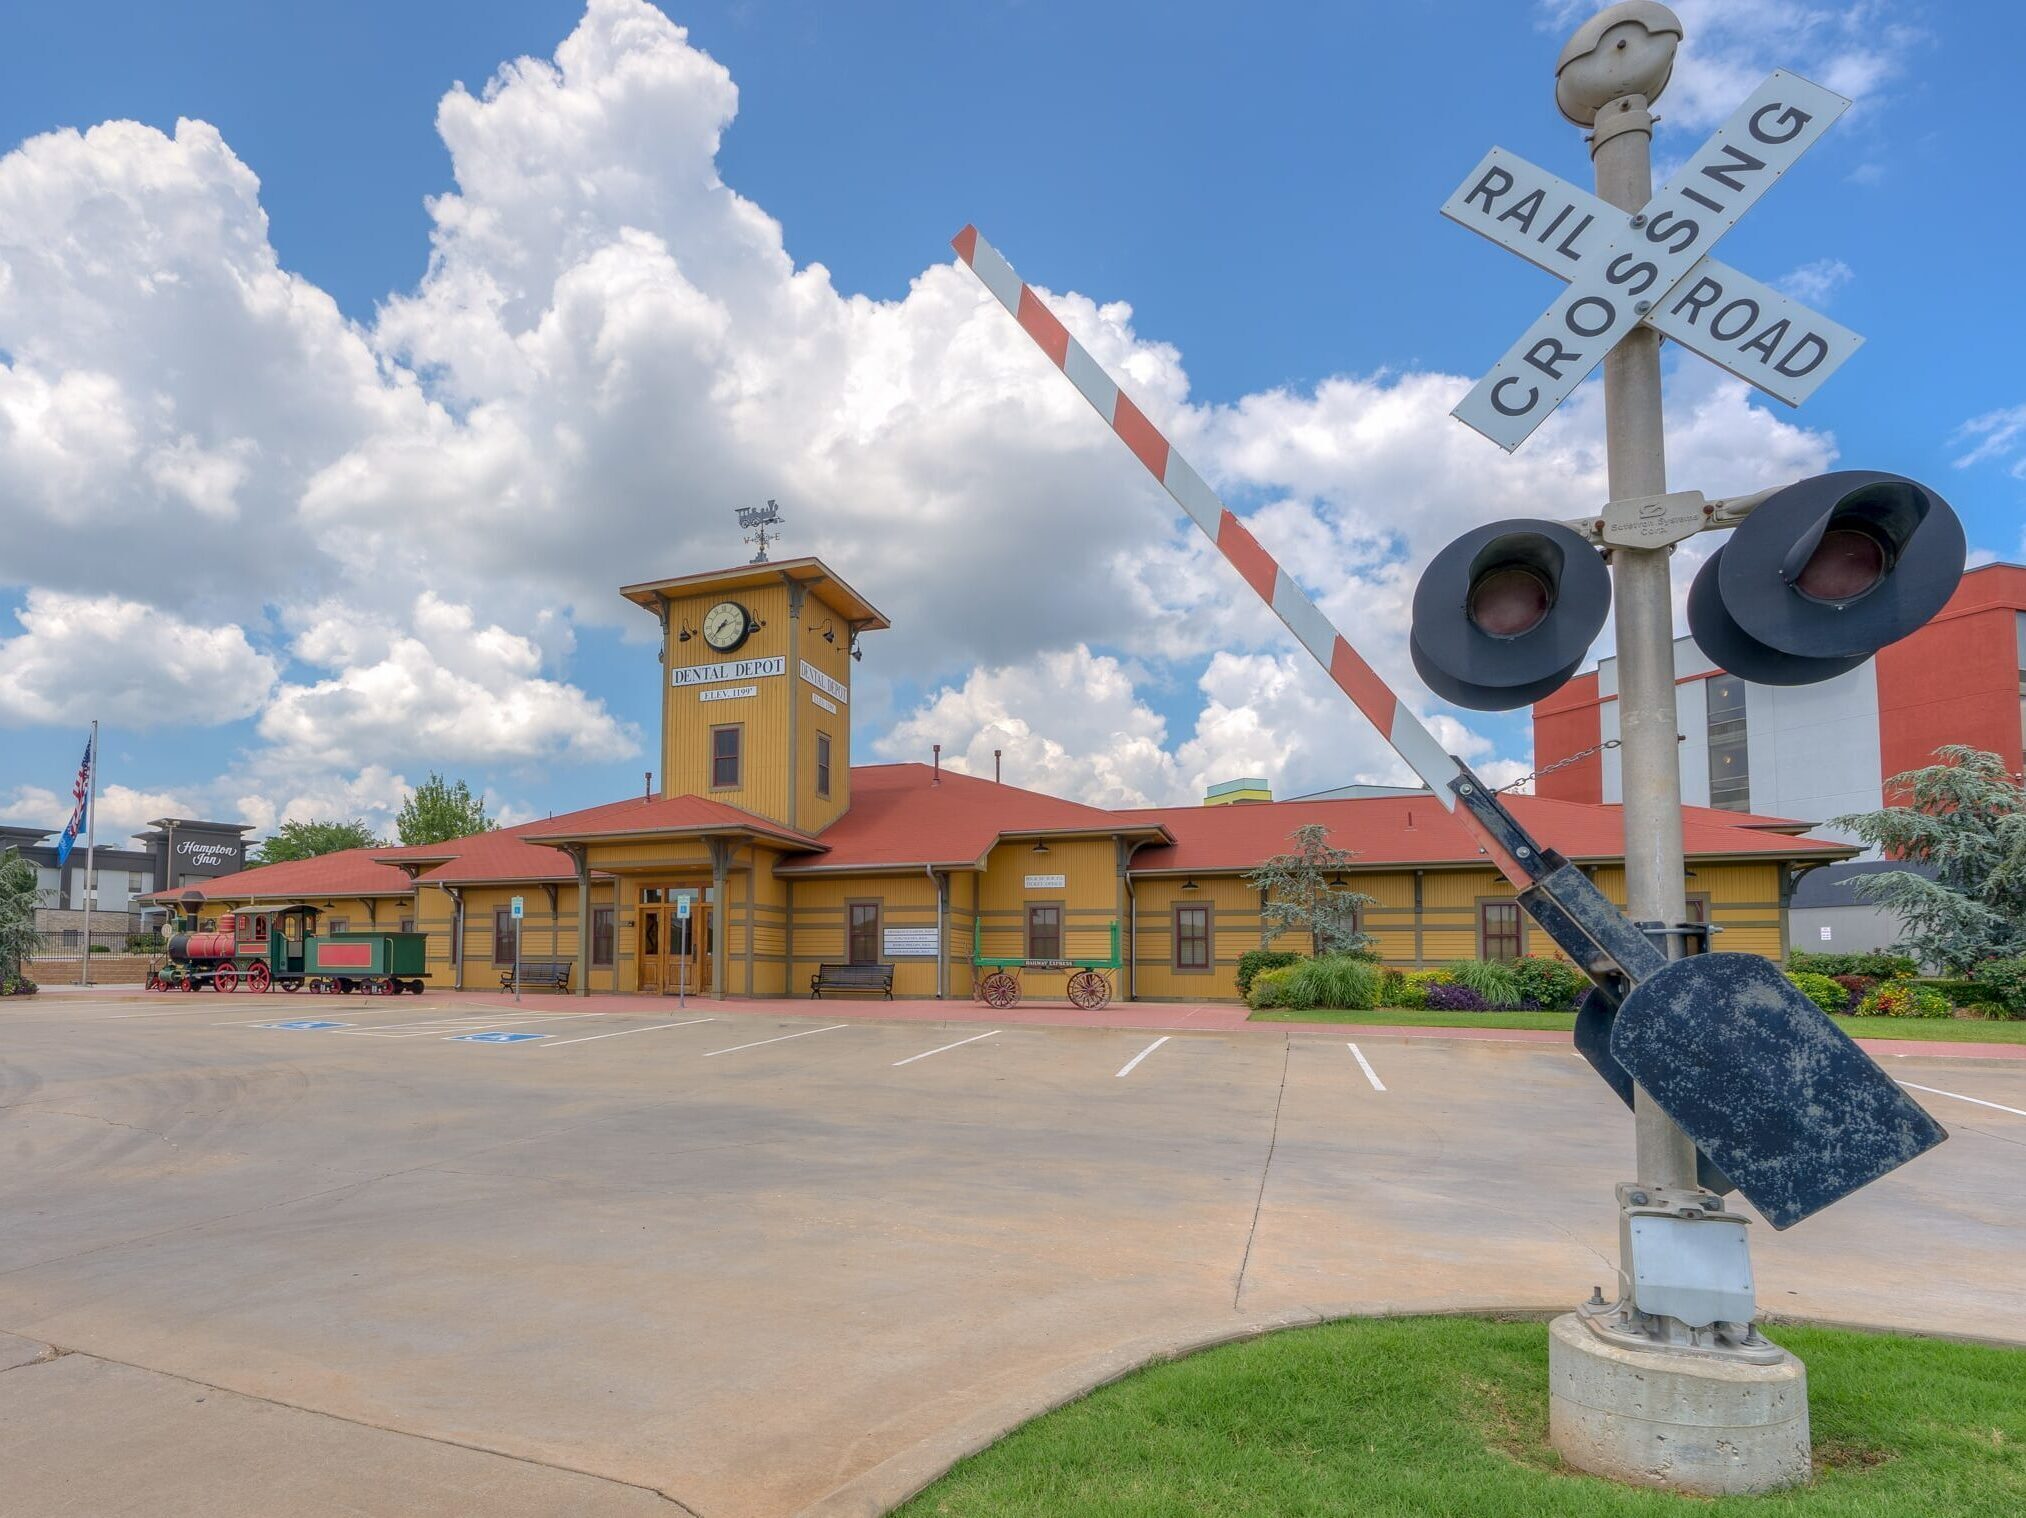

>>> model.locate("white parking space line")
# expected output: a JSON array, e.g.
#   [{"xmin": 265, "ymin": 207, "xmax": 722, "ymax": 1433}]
[
  {"xmin": 702, "ymin": 1023, "xmax": 847, "ymax": 1057},
  {"xmin": 1348, "ymin": 1043, "xmax": 1387, "ymax": 1092},
  {"xmin": 542, "ymin": 1018, "xmax": 716, "ymax": 1048},
  {"xmin": 1898, "ymin": 1080, "xmax": 2026, "ymax": 1119},
  {"xmin": 359, "ymin": 1013, "xmax": 606, "ymax": 1039},
  {"xmin": 893, "ymin": 1029, "xmax": 1000, "ymax": 1067},
  {"xmin": 1115, "ymin": 1035, "xmax": 1170, "ymax": 1078}
]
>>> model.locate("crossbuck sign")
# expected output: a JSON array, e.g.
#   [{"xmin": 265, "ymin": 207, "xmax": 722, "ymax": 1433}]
[{"xmin": 1448, "ymin": 70, "xmax": 1859, "ymax": 451}]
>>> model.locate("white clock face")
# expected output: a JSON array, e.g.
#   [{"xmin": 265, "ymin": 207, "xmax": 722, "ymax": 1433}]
[{"xmin": 702, "ymin": 601, "xmax": 750, "ymax": 651}]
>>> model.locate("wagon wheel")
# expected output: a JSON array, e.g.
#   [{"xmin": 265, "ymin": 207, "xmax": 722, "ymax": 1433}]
[
  {"xmin": 1067, "ymin": 969, "xmax": 1110, "ymax": 1010},
  {"xmin": 213, "ymin": 963, "xmax": 239, "ymax": 993},
  {"xmin": 246, "ymin": 961, "xmax": 272, "ymax": 994},
  {"xmin": 980, "ymin": 970, "xmax": 1020, "ymax": 1009}
]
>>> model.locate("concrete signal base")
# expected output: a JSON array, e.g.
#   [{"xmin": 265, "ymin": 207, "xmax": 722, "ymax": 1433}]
[{"xmin": 1548, "ymin": 1313, "xmax": 1811, "ymax": 1494}]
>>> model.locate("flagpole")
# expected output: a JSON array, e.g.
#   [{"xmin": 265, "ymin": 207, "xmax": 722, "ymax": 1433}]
[{"xmin": 80, "ymin": 720, "xmax": 97, "ymax": 988}]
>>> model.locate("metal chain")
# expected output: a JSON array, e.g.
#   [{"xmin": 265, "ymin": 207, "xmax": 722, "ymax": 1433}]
[{"xmin": 1498, "ymin": 733, "xmax": 1687, "ymax": 794}]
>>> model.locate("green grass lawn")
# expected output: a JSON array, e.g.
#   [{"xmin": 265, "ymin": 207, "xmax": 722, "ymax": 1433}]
[
  {"xmin": 1248, "ymin": 1007, "xmax": 2026, "ymax": 1044},
  {"xmin": 896, "ymin": 1317, "xmax": 2026, "ymax": 1518}
]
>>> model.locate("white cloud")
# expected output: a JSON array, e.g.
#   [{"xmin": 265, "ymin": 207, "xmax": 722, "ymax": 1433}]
[
  {"xmin": 1777, "ymin": 258, "xmax": 1854, "ymax": 306},
  {"xmin": 0, "ymin": 0, "xmax": 1850, "ymax": 822},
  {"xmin": 0, "ymin": 590, "xmax": 277, "ymax": 728},
  {"xmin": 1952, "ymin": 405, "xmax": 2026, "ymax": 479},
  {"xmin": 0, "ymin": 781, "xmax": 190, "ymax": 842},
  {"xmin": 258, "ymin": 594, "xmax": 638, "ymax": 770}
]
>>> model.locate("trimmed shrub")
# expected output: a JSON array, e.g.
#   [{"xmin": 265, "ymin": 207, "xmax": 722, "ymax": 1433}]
[
  {"xmin": 1785, "ymin": 970, "xmax": 1851, "ymax": 1015},
  {"xmin": 0, "ymin": 975, "xmax": 36, "ymax": 997},
  {"xmin": 1246, "ymin": 966, "xmax": 1297, "ymax": 1011},
  {"xmin": 1969, "ymin": 958, "xmax": 2026, "ymax": 1019},
  {"xmin": 1236, "ymin": 949, "xmax": 1304, "ymax": 998},
  {"xmin": 1858, "ymin": 982, "xmax": 1952, "ymax": 1019},
  {"xmin": 1426, "ymin": 981, "xmax": 1490, "ymax": 1012},
  {"xmin": 1404, "ymin": 968, "xmax": 1455, "ymax": 991},
  {"xmin": 1915, "ymin": 976, "xmax": 2005, "ymax": 1013},
  {"xmin": 1280, "ymin": 956, "xmax": 1383, "ymax": 1012},
  {"xmin": 126, "ymin": 931, "xmax": 166, "ymax": 953},
  {"xmin": 1509, "ymin": 955, "xmax": 1586, "ymax": 1011},
  {"xmin": 1787, "ymin": 950, "xmax": 1918, "ymax": 980},
  {"xmin": 1442, "ymin": 959, "xmax": 1525, "ymax": 1009}
]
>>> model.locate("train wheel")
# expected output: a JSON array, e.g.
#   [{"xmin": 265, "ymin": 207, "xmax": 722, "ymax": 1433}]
[
  {"xmin": 1067, "ymin": 970, "xmax": 1108, "ymax": 1010},
  {"xmin": 278, "ymin": 977, "xmax": 301, "ymax": 993},
  {"xmin": 181, "ymin": 975, "xmax": 198, "ymax": 992},
  {"xmin": 981, "ymin": 971, "xmax": 1020, "ymax": 1009},
  {"xmin": 337, "ymin": 979, "xmax": 355, "ymax": 994},
  {"xmin": 247, "ymin": 961, "xmax": 272, "ymax": 994},
  {"xmin": 213, "ymin": 964, "xmax": 239, "ymax": 993}
]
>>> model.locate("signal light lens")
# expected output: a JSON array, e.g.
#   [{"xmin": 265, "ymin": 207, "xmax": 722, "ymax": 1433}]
[
  {"xmin": 1467, "ymin": 566, "xmax": 1553, "ymax": 638},
  {"xmin": 1792, "ymin": 525, "xmax": 1888, "ymax": 604}
]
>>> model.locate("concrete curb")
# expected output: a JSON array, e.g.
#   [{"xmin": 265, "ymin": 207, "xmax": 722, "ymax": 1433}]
[{"xmin": 789, "ymin": 1303, "xmax": 2026, "ymax": 1518}]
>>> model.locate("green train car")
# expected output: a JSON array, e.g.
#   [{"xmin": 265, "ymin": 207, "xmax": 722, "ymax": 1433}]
[{"xmin": 150, "ymin": 902, "xmax": 430, "ymax": 995}]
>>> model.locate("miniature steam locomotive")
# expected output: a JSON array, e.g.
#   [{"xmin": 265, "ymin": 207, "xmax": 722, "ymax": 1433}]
[{"xmin": 148, "ymin": 901, "xmax": 428, "ymax": 995}]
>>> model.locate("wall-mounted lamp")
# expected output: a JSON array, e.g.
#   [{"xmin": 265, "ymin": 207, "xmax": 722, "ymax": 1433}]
[
  {"xmin": 813, "ymin": 618, "xmax": 837, "ymax": 645},
  {"xmin": 676, "ymin": 620, "xmax": 697, "ymax": 644},
  {"xmin": 1030, "ymin": 840, "xmax": 1050, "ymax": 855},
  {"xmin": 1182, "ymin": 878, "xmax": 1200, "ymax": 891},
  {"xmin": 1330, "ymin": 872, "xmax": 1346, "ymax": 888},
  {"xmin": 848, "ymin": 634, "xmax": 864, "ymax": 662}
]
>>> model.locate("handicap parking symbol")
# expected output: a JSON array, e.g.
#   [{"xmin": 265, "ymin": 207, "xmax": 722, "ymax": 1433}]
[
  {"xmin": 452, "ymin": 1031, "xmax": 550, "ymax": 1044},
  {"xmin": 263, "ymin": 1019, "xmax": 350, "ymax": 1031}
]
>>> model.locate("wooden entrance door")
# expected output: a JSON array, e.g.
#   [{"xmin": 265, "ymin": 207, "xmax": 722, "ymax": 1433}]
[{"xmin": 636, "ymin": 896, "xmax": 711, "ymax": 996}]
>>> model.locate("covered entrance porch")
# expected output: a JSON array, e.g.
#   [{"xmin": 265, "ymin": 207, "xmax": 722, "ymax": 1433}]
[{"xmin": 635, "ymin": 885, "xmax": 712, "ymax": 996}]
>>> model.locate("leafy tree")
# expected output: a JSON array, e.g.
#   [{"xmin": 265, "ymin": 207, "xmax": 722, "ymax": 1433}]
[
  {"xmin": 1830, "ymin": 745, "xmax": 2026, "ymax": 973},
  {"xmin": 251, "ymin": 818, "xmax": 383, "ymax": 866},
  {"xmin": 1244, "ymin": 824, "xmax": 1377, "ymax": 956},
  {"xmin": 396, "ymin": 773, "xmax": 495, "ymax": 846},
  {"xmin": 0, "ymin": 847, "xmax": 46, "ymax": 985}
]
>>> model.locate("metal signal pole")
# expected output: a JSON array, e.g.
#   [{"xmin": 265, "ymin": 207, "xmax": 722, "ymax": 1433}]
[
  {"xmin": 1588, "ymin": 86, "xmax": 1700, "ymax": 1196},
  {"xmin": 80, "ymin": 720, "xmax": 99, "ymax": 989}
]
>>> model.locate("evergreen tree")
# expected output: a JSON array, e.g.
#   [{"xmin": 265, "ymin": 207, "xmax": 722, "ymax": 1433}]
[
  {"xmin": 251, "ymin": 819, "xmax": 383, "ymax": 866},
  {"xmin": 1244, "ymin": 823, "xmax": 1377, "ymax": 956},
  {"xmin": 1831, "ymin": 745, "xmax": 2026, "ymax": 972},
  {"xmin": 0, "ymin": 847, "xmax": 47, "ymax": 987},
  {"xmin": 395, "ymin": 773, "xmax": 495, "ymax": 846}
]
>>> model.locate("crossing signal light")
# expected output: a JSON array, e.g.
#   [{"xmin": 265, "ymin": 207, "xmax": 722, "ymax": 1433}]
[
  {"xmin": 1688, "ymin": 471, "xmax": 1965, "ymax": 686},
  {"xmin": 1411, "ymin": 519, "xmax": 1612, "ymax": 710}
]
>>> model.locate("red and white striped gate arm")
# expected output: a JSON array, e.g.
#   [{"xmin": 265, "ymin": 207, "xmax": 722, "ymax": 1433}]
[{"xmin": 953, "ymin": 226, "xmax": 1529, "ymax": 880}]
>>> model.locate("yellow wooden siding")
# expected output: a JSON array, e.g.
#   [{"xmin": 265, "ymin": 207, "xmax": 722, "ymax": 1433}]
[
  {"xmin": 787, "ymin": 869, "xmax": 944, "ymax": 999},
  {"xmin": 971, "ymin": 837, "xmax": 1120, "ymax": 1001},
  {"xmin": 658, "ymin": 577, "xmax": 862, "ymax": 834}
]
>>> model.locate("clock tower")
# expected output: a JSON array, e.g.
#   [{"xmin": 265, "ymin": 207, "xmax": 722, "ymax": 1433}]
[{"xmin": 621, "ymin": 559, "xmax": 888, "ymax": 833}]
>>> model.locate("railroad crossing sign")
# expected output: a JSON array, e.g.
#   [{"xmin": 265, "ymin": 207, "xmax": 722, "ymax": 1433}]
[{"xmin": 1449, "ymin": 70, "xmax": 1859, "ymax": 450}]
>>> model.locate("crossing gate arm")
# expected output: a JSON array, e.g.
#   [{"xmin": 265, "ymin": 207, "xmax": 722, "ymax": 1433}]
[{"xmin": 956, "ymin": 225, "xmax": 1540, "ymax": 890}]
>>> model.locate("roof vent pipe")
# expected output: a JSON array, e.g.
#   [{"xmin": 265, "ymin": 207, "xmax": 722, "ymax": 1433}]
[
  {"xmin": 994, "ymin": 748, "xmax": 1002, "ymax": 784},
  {"xmin": 932, "ymin": 744, "xmax": 942, "ymax": 785},
  {"xmin": 644, "ymin": 770, "xmax": 653, "ymax": 800}
]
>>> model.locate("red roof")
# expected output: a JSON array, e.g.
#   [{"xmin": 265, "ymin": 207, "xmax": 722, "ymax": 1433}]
[
  {"xmin": 141, "ymin": 847, "xmax": 417, "ymax": 903},
  {"xmin": 1115, "ymin": 793, "xmax": 1855, "ymax": 874},
  {"xmin": 518, "ymin": 792, "xmax": 822, "ymax": 850},
  {"xmin": 777, "ymin": 764, "xmax": 1167, "ymax": 873}
]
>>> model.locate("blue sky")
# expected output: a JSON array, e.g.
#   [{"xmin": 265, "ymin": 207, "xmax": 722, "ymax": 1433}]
[{"xmin": 1, "ymin": 0, "xmax": 2020, "ymax": 842}]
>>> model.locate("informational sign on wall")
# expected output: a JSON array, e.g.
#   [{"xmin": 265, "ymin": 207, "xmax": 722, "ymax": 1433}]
[
  {"xmin": 699, "ymin": 685, "xmax": 758, "ymax": 703},
  {"xmin": 810, "ymin": 691, "xmax": 838, "ymax": 715},
  {"xmin": 883, "ymin": 926, "xmax": 938, "ymax": 958},
  {"xmin": 1024, "ymin": 873, "xmax": 1066, "ymax": 890},
  {"xmin": 800, "ymin": 659, "xmax": 848, "ymax": 705},
  {"xmin": 672, "ymin": 656, "xmax": 785, "ymax": 688}
]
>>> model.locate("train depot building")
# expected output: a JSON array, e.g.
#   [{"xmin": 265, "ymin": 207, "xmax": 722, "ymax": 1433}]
[{"xmin": 155, "ymin": 558, "xmax": 1853, "ymax": 1002}]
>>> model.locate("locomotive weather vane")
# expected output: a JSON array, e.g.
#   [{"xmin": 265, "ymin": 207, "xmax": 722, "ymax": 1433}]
[{"xmin": 738, "ymin": 498, "xmax": 784, "ymax": 562}]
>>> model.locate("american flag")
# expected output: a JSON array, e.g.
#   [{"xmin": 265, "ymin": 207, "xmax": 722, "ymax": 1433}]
[{"xmin": 55, "ymin": 733, "xmax": 93, "ymax": 867}]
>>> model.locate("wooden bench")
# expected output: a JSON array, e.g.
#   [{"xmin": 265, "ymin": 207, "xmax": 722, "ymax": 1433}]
[
  {"xmin": 501, "ymin": 959, "xmax": 572, "ymax": 993},
  {"xmin": 810, "ymin": 962, "xmax": 893, "ymax": 999}
]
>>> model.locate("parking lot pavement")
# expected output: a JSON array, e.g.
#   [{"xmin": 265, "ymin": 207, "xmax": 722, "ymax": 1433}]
[{"xmin": 0, "ymin": 997, "xmax": 2020, "ymax": 1518}]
